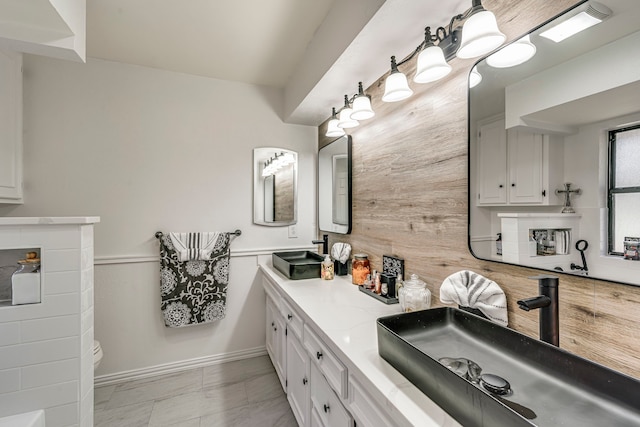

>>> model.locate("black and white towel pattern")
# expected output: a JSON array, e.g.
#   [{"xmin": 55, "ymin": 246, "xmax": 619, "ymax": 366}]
[{"xmin": 159, "ymin": 233, "xmax": 230, "ymax": 328}]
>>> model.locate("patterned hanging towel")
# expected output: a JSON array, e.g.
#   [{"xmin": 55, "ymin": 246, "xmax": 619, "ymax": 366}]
[{"xmin": 159, "ymin": 232, "xmax": 231, "ymax": 328}]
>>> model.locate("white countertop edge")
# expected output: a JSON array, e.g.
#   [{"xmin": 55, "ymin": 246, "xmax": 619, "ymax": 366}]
[
  {"xmin": 497, "ymin": 213, "xmax": 581, "ymax": 218},
  {"xmin": 0, "ymin": 216, "xmax": 101, "ymax": 225},
  {"xmin": 258, "ymin": 261, "xmax": 462, "ymax": 427}
]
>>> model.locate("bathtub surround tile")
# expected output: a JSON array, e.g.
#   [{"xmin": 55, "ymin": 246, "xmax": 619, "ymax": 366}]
[
  {"xmin": 44, "ymin": 271, "xmax": 80, "ymax": 295},
  {"xmin": 202, "ymin": 354, "xmax": 274, "ymax": 389},
  {"xmin": 106, "ymin": 368, "xmax": 204, "ymax": 409},
  {"xmin": 0, "ymin": 337, "xmax": 78, "ymax": 370},
  {"xmin": 0, "ymin": 368, "xmax": 20, "ymax": 393},
  {"xmin": 21, "ymin": 358, "xmax": 78, "ymax": 389},
  {"xmin": 43, "ymin": 249, "xmax": 81, "ymax": 272},
  {"xmin": 0, "ymin": 322, "xmax": 20, "ymax": 346},
  {"xmin": 20, "ymin": 314, "xmax": 79, "ymax": 342},
  {"xmin": 94, "ymin": 401, "xmax": 154, "ymax": 427}
]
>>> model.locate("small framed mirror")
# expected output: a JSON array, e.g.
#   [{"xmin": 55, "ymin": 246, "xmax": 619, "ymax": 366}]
[
  {"xmin": 319, "ymin": 135, "xmax": 352, "ymax": 234},
  {"xmin": 253, "ymin": 147, "xmax": 297, "ymax": 226}
]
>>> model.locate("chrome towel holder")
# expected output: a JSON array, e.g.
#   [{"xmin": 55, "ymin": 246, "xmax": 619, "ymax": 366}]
[{"xmin": 155, "ymin": 230, "xmax": 242, "ymax": 239}]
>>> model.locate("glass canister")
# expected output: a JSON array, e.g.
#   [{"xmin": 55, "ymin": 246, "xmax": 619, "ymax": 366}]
[
  {"xmin": 398, "ymin": 273, "xmax": 431, "ymax": 312},
  {"xmin": 351, "ymin": 254, "xmax": 370, "ymax": 285}
]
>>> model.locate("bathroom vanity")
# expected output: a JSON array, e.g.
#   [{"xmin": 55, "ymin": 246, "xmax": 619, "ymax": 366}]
[{"xmin": 258, "ymin": 261, "xmax": 461, "ymax": 427}]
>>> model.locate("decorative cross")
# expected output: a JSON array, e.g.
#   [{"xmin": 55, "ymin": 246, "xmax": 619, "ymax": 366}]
[{"xmin": 555, "ymin": 183, "xmax": 582, "ymax": 213}]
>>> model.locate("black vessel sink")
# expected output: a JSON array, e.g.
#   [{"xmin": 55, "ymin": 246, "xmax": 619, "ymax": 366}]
[
  {"xmin": 272, "ymin": 251, "xmax": 323, "ymax": 280},
  {"xmin": 377, "ymin": 307, "xmax": 640, "ymax": 427}
]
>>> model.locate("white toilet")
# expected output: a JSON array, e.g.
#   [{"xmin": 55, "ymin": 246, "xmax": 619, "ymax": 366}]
[{"xmin": 93, "ymin": 340, "xmax": 103, "ymax": 371}]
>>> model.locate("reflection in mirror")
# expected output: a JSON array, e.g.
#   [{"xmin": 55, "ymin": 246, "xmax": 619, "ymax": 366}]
[
  {"xmin": 469, "ymin": 0, "xmax": 640, "ymax": 286},
  {"xmin": 319, "ymin": 136, "xmax": 352, "ymax": 234},
  {"xmin": 253, "ymin": 147, "xmax": 297, "ymax": 226}
]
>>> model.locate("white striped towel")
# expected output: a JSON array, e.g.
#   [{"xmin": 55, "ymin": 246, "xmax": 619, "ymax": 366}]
[
  {"xmin": 440, "ymin": 270, "xmax": 508, "ymax": 326},
  {"xmin": 169, "ymin": 232, "xmax": 221, "ymax": 261}
]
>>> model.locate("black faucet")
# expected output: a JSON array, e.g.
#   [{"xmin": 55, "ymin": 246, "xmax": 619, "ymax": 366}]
[
  {"xmin": 312, "ymin": 234, "xmax": 329, "ymax": 255},
  {"xmin": 517, "ymin": 275, "xmax": 559, "ymax": 347}
]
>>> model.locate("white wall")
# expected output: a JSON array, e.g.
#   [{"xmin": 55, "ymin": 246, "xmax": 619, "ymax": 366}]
[{"xmin": 0, "ymin": 55, "xmax": 318, "ymax": 377}]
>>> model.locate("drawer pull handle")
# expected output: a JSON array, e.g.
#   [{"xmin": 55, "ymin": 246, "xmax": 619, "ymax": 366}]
[
  {"xmin": 323, "ymin": 404, "xmax": 330, "ymax": 413},
  {"xmin": 316, "ymin": 351, "xmax": 323, "ymax": 360},
  {"xmin": 303, "ymin": 377, "xmax": 307, "ymax": 385},
  {"xmin": 287, "ymin": 314, "xmax": 293, "ymax": 320}
]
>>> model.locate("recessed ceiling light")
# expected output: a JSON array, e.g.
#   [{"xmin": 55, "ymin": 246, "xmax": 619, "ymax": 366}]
[{"xmin": 539, "ymin": 2, "xmax": 611, "ymax": 43}]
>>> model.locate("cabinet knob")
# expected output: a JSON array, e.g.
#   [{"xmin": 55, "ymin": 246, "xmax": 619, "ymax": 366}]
[
  {"xmin": 271, "ymin": 321, "xmax": 274, "ymax": 327},
  {"xmin": 287, "ymin": 314, "xmax": 292, "ymax": 320},
  {"xmin": 542, "ymin": 190, "xmax": 546, "ymax": 197},
  {"xmin": 303, "ymin": 377, "xmax": 308, "ymax": 385},
  {"xmin": 316, "ymin": 351, "xmax": 323, "ymax": 360},
  {"xmin": 274, "ymin": 326, "xmax": 277, "ymax": 332},
  {"xmin": 323, "ymin": 404, "xmax": 330, "ymax": 413},
  {"xmin": 511, "ymin": 183, "xmax": 516, "ymax": 187},
  {"xmin": 499, "ymin": 184, "xmax": 503, "ymax": 188}
]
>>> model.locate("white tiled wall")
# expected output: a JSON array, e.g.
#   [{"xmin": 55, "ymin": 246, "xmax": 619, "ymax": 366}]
[{"xmin": 0, "ymin": 222, "xmax": 95, "ymax": 427}]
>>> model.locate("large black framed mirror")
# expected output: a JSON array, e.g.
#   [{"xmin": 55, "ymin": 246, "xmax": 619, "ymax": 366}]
[
  {"xmin": 468, "ymin": 0, "xmax": 640, "ymax": 286},
  {"xmin": 319, "ymin": 135, "xmax": 352, "ymax": 234}
]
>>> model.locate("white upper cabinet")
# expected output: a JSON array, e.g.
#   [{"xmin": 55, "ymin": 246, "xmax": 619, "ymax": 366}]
[
  {"xmin": 0, "ymin": 0, "xmax": 86, "ymax": 62},
  {"xmin": 0, "ymin": 48, "xmax": 22, "ymax": 204},
  {"xmin": 477, "ymin": 117, "xmax": 564, "ymax": 206}
]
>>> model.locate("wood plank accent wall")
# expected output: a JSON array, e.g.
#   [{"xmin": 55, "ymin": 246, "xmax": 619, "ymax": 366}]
[{"xmin": 318, "ymin": 0, "xmax": 640, "ymax": 379}]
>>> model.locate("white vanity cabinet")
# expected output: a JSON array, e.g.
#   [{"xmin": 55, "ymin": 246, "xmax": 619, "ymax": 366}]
[
  {"xmin": 0, "ymin": 48, "xmax": 23, "ymax": 204},
  {"xmin": 477, "ymin": 117, "xmax": 563, "ymax": 206},
  {"xmin": 286, "ymin": 330, "xmax": 311, "ymax": 426},
  {"xmin": 265, "ymin": 293, "xmax": 286, "ymax": 391}
]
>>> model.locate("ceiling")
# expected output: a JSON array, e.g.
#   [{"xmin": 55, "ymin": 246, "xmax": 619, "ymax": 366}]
[{"xmin": 86, "ymin": 0, "xmax": 467, "ymax": 125}]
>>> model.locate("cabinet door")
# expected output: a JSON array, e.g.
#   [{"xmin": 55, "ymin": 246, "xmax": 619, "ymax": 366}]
[
  {"xmin": 477, "ymin": 119, "xmax": 507, "ymax": 205},
  {"xmin": 0, "ymin": 48, "xmax": 23, "ymax": 203},
  {"xmin": 508, "ymin": 130, "xmax": 543, "ymax": 204},
  {"xmin": 287, "ymin": 333, "xmax": 310, "ymax": 427},
  {"xmin": 266, "ymin": 296, "xmax": 286, "ymax": 391}
]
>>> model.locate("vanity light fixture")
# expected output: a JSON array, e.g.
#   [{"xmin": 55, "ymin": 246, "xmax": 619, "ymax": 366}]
[
  {"xmin": 326, "ymin": 107, "xmax": 346, "ymax": 138},
  {"xmin": 539, "ymin": 1, "xmax": 611, "ymax": 43},
  {"xmin": 380, "ymin": 0, "xmax": 503, "ymax": 103},
  {"xmin": 338, "ymin": 95, "xmax": 359, "ymax": 129},
  {"xmin": 350, "ymin": 82, "xmax": 375, "ymax": 120},
  {"xmin": 469, "ymin": 66, "xmax": 482, "ymax": 88},
  {"xmin": 486, "ymin": 35, "xmax": 536, "ymax": 68},
  {"xmin": 261, "ymin": 152, "xmax": 294, "ymax": 177},
  {"xmin": 382, "ymin": 56, "xmax": 414, "ymax": 102}
]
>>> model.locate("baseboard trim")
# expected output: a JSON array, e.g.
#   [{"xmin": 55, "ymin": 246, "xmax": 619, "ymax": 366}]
[{"xmin": 94, "ymin": 346, "xmax": 267, "ymax": 387}]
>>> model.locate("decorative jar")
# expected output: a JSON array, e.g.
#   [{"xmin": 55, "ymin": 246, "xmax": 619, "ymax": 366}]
[
  {"xmin": 398, "ymin": 273, "xmax": 431, "ymax": 312},
  {"xmin": 351, "ymin": 254, "xmax": 370, "ymax": 285}
]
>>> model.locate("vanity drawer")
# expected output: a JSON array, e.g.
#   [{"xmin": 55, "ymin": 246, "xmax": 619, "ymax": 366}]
[
  {"xmin": 303, "ymin": 324, "xmax": 347, "ymax": 398},
  {"xmin": 348, "ymin": 374, "xmax": 393, "ymax": 427},
  {"xmin": 310, "ymin": 362, "xmax": 353, "ymax": 427},
  {"xmin": 280, "ymin": 298, "xmax": 304, "ymax": 340}
]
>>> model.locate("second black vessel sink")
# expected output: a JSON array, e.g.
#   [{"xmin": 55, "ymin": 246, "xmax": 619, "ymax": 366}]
[
  {"xmin": 272, "ymin": 251, "xmax": 324, "ymax": 280},
  {"xmin": 377, "ymin": 307, "xmax": 640, "ymax": 427}
]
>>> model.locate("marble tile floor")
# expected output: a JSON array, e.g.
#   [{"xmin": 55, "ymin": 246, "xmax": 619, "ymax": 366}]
[{"xmin": 94, "ymin": 355, "xmax": 298, "ymax": 427}]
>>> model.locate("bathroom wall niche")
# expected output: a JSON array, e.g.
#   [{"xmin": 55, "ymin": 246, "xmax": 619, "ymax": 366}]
[{"xmin": 0, "ymin": 248, "xmax": 41, "ymax": 306}]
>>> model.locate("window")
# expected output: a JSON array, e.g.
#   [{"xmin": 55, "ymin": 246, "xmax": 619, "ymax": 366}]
[{"xmin": 608, "ymin": 124, "xmax": 640, "ymax": 255}]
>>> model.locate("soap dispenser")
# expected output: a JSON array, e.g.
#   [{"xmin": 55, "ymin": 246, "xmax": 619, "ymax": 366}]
[{"xmin": 321, "ymin": 255, "xmax": 334, "ymax": 280}]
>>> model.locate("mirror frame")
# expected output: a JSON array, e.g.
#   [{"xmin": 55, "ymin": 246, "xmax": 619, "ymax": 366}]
[
  {"xmin": 467, "ymin": 0, "xmax": 640, "ymax": 287},
  {"xmin": 318, "ymin": 135, "xmax": 352, "ymax": 234},
  {"xmin": 253, "ymin": 147, "xmax": 298, "ymax": 227}
]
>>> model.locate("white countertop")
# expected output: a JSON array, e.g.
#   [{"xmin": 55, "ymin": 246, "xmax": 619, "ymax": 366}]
[
  {"xmin": 259, "ymin": 261, "xmax": 461, "ymax": 427},
  {"xmin": 0, "ymin": 217, "xmax": 100, "ymax": 225}
]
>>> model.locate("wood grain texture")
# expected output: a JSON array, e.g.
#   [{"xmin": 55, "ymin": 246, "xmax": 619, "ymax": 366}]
[{"xmin": 317, "ymin": 0, "xmax": 640, "ymax": 379}]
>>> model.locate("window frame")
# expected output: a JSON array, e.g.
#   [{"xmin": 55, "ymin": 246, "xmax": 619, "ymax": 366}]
[{"xmin": 608, "ymin": 124, "xmax": 640, "ymax": 256}]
